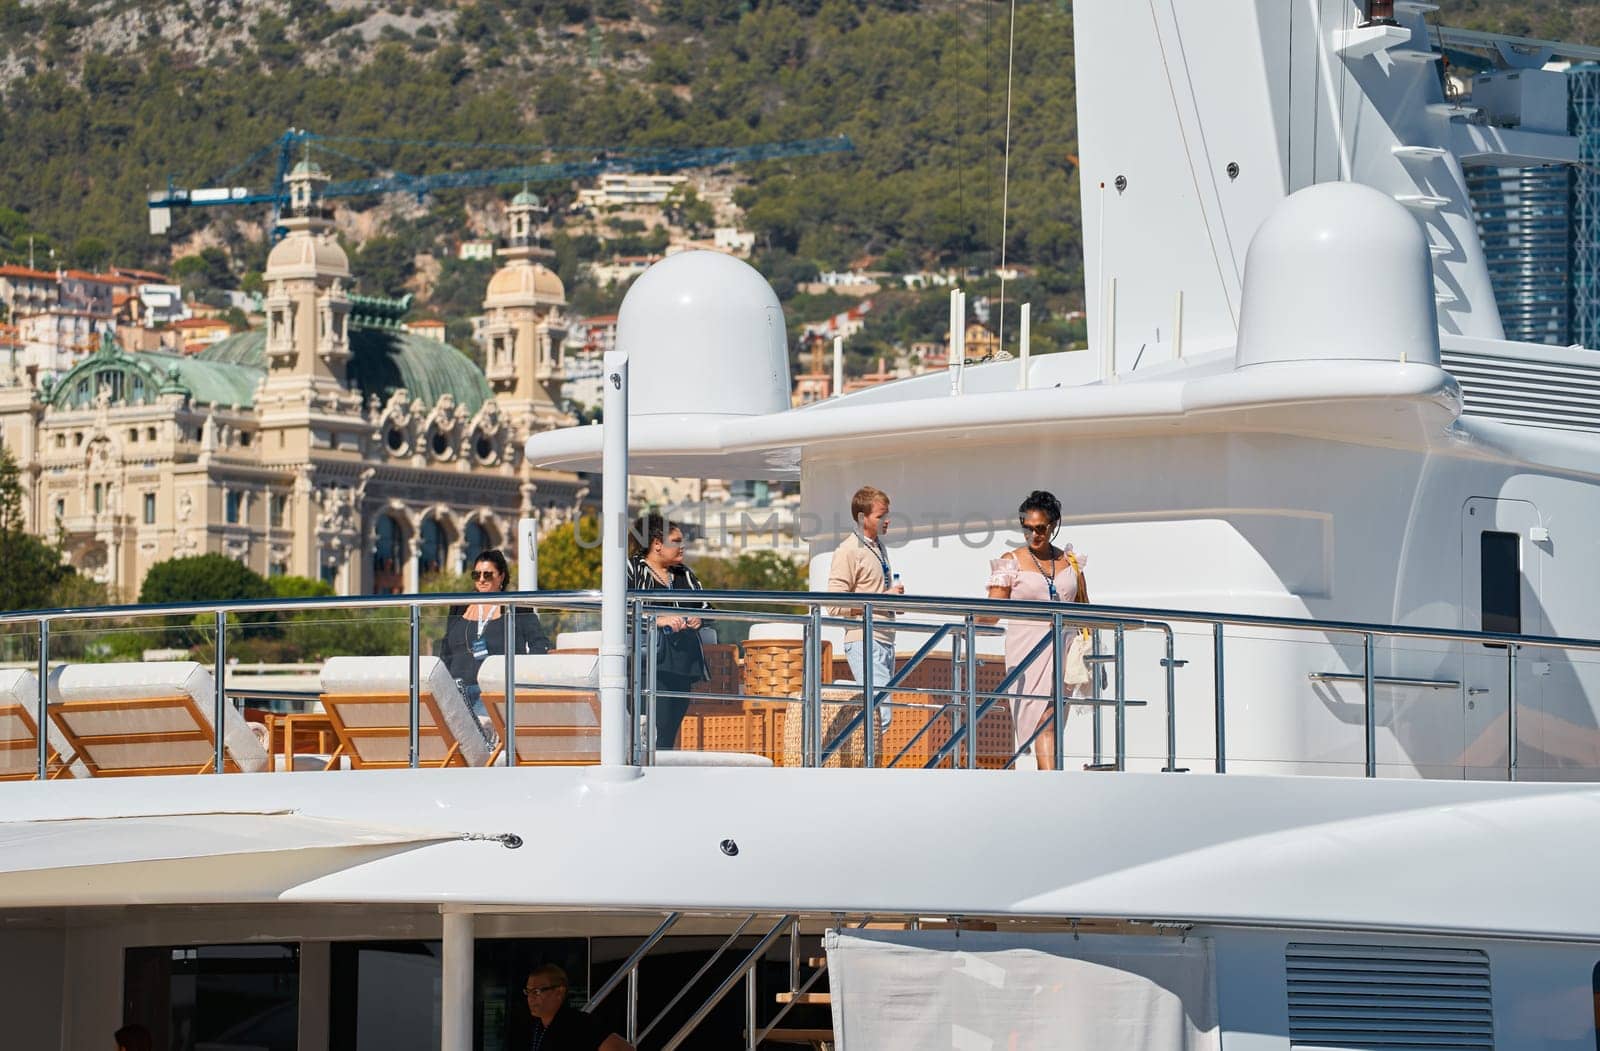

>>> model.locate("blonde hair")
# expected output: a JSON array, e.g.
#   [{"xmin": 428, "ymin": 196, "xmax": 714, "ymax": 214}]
[{"xmin": 850, "ymin": 486, "xmax": 889, "ymax": 522}]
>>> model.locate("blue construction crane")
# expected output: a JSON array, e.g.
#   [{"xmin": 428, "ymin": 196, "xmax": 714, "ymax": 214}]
[{"xmin": 147, "ymin": 128, "xmax": 854, "ymax": 237}]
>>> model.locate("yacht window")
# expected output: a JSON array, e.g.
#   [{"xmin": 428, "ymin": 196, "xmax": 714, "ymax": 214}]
[
  {"xmin": 1480, "ymin": 531, "xmax": 1521, "ymax": 639},
  {"xmin": 123, "ymin": 943, "xmax": 298, "ymax": 1051},
  {"xmin": 330, "ymin": 937, "xmax": 587, "ymax": 1050}
]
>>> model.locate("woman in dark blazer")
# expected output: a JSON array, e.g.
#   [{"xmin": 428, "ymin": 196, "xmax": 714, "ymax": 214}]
[
  {"xmin": 437, "ymin": 549, "xmax": 552, "ymax": 716},
  {"xmin": 628, "ymin": 513, "xmax": 710, "ymax": 750}
]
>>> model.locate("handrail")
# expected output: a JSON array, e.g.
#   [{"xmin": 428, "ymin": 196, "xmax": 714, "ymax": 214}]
[
  {"xmin": 660, "ymin": 914, "xmax": 795, "ymax": 1051},
  {"xmin": 1309, "ymin": 672, "xmax": 1461, "ymax": 689},
  {"xmin": 822, "ymin": 623, "xmax": 954, "ymax": 764},
  {"xmin": 13, "ymin": 583, "xmax": 1600, "ymax": 784},
  {"xmin": 637, "ymin": 913, "xmax": 755, "ymax": 1044},
  {"xmin": 8, "ymin": 586, "xmax": 1600, "ymax": 654},
  {"xmin": 583, "ymin": 911, "xmax": 681, "ymax": 1019}
]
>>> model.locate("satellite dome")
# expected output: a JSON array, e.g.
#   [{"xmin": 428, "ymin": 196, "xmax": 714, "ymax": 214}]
[
  {"xmin": 1235, "ymin": 182, "xmax": 1439, "ymax": 369},
  {"xmin": 616, "ymin": 251, "xmax": 791, "ymax": 418}
]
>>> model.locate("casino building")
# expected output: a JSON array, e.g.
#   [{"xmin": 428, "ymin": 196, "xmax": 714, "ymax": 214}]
[{"xmin": 0, "ymin": 165, "xmax": 586, "ymax": 597}]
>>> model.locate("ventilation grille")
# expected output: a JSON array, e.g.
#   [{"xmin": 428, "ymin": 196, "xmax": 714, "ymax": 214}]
[
  {"xmin": 1443, "ymin": 348, "xmax": 1600, "ymax": 434},
  {"xmin": 1286, "ymin": 943, "xmax": 1494, "ymax": 1050}
]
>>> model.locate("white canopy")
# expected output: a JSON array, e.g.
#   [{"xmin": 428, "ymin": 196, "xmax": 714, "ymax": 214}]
[
  {"xmin": 0, "ymin": 811, "xmax": 457, "ymax": 906},
  {"xmin": 826, "ymin": 929, "xmax": 1219, "ymax": 1051}
]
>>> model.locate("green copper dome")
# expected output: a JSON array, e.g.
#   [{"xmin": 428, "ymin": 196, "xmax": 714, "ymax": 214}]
[
  {"xmin": 198, "ymin": 327, "xmax": 491, "ymax": 412},
  {"xmin": 49, "ymin": 337, "xmax": 259, "ymax": 410}
]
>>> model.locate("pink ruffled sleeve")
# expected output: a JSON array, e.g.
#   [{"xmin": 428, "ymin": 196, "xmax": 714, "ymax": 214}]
[{"xmin": 986, "ymin": 557, "xmax": 1020, "ymax": 589}]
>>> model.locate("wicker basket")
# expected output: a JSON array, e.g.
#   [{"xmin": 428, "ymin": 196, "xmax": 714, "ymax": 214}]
[
  {"xmin": 741, "ymin": 638, "xmax": 831, "ymax": 698},
  {"xmin": 776, "ymin": 689, "xmax": 951, "ymax": 768}
]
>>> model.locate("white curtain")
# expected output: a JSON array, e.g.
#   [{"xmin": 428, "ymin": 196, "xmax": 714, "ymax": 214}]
[{"xmin": 826, "ymin": 929, "xmax": 1219, "ymax": 1051}]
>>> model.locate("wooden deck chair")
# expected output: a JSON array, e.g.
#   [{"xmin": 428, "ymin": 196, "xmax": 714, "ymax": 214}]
[
  {"xmin": 0, "ymin": 669, "xmax": 79, "ymax": 780},
  {"xmin": 477, "ymin": 654, "xmax": 600, "ymax": 765},
  {"xmin": 318, "ymin": 656, "xmax": 491, "ymax": 769},
  {"xmin": 46, "ymin": 662, "xmax": 269, "ymax": 777}
]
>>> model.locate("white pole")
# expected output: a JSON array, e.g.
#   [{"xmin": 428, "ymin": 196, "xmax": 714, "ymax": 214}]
[
  {"xmin": 1104, "ymin": 278, "xmax": 1118, "ymax": 383},
  {"xmin": 1173, "ymin": 291, "xmax": 1185, "ymax": 361},
  {"xmin": 948, "ymin": 289, "xmax": 960, "ymax": 395},
  {"xmin": 1018, "ymin": 302, "xmax": 1031, "ymax": 390},
  {"xmin": 600, "ymin": 349, "xmax": 629, "ymax": 766},
  {"xmin": 517, "ymin": 516, "xmax": 538, "ymax": 591},
  {"xmin": 832, "ymin": 336, "xmax": 843, "ymax": 398},
  {"xmin": 954, "ymin": 290, "xmax": 967, "ymax": 395},
  {"xmin": 441, "ymin": 911, "xmax": 474, "ymax": 1051}
]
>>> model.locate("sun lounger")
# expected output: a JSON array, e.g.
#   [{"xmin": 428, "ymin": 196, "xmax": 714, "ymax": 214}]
[
  {"xmin": 46, "ymin": 662, "xmax": 269, "ymax": 776},
  {"xmin": 0, "ymin": 669, "xmax": 79, "ymax": 780},
  {"xmin": 477, "ymin": 654, "xmax": 601, "ymax": 765},
  {"xmin": 318, "ymin": 656, "xmax": 491, "ymax": 769}
]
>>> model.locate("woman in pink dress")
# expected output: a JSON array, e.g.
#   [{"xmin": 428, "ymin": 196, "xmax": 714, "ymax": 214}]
[{"xmin": 985, "ymin": 490, "xmax": 1088, "ymax": 770}]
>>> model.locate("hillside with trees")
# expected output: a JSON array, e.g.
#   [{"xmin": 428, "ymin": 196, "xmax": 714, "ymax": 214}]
[{"xmin": 0, "ymin": 0, "xmax": 1592, "ymax": 364}]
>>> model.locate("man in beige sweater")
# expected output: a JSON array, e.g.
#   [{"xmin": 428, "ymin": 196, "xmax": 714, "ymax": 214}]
[{"xmin": 825, "ymin": 485, "xmax": 904, "ymax": 729}]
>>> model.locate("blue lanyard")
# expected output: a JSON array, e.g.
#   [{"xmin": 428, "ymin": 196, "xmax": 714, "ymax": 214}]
[{"xmin": 859, "ymin": 532, "xmax": 890, "ymax": 584}]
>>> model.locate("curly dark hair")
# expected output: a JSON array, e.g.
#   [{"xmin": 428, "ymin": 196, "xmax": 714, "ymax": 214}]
[
  {"xmin": 1017, "ymin": 490, "xmax": 1062, "ymax": 525},
  {"xmin": 629, "ymin": 512, "xmax": 679, "ymax": 558}
]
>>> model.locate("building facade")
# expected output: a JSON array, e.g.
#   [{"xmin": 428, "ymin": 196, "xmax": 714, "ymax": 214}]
[{"xmin": 0, "ymin": 166, "xmax": 586, "ymax": 599}]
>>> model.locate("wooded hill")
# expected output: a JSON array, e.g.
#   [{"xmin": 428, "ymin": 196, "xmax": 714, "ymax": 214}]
[{"xmin": 0, "ymin": 0, "xmax": 1592, "ymax": 359}]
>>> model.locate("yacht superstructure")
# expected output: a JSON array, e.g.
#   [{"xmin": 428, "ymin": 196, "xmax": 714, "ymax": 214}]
[{"xmin": 5, "ymin": 3, "xmax": 1600, "ymax": 1049}]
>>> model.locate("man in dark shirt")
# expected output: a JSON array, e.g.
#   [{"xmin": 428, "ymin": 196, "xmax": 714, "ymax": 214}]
[{"xmin": 524, "ymin": 965, "xmax": 634, "ymax": 1051}]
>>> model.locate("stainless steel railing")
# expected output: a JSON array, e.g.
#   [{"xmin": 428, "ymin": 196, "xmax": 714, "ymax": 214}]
[{"xmin": 6, "ymin": 586, "xmax": 1600, "ymax": 781}]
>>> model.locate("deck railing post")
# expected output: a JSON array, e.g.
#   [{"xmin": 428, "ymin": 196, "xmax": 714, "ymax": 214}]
[
  {"xmin": 409, "ymin": 603, "xmax": 421, "ymax": 769},
  {"xmin": 964, "ymin": 613, "xmax": 978, "ymax": 770},
  {"xmin": 1363, "ymin": 632, "xmax": 1376, "ymax": 778},
  {"xmin": 35, "ymin": 618, "xmax": 48, "ymax": 780},
  {"xmin": 1213, "ymin": 622, "xmax": 1226, "ymax": 773},
  {"xmin": 745, "ymin": 965, "xmax": 758, "ymax": 1051},
  {"xmin": 626, "ymin": 969, "xmax": 640, "ymax": 1042},
  {"xmin": 862, "ymin": 602, "xmax": 876, "ymax": 769},
  {"xmin": 1113, "ymin": 622, "xmax": 1127, "ymax": 770},
  {"xmin": 806, "ymin": 605, "xmax": 823, "ymax": 767},
  {"xmin": 214, "ymin": 609, "xmax": 227, "ymax": 775},
  {"xmin": 503, "ymin": 601, "xmax": 517, "ymax": 767},
  {"xmin": 1507, "ymin": 642, "xmax": 1519, "ymax": 782},
  {"xmin": 1091, "ymin": 628, "xmax": 1104, "ymax": 767},
  {"xmin": 646, "ymin": 612, "xmax": 660, "ymax": 766},
  {"xmin": 1163, "ymin": 626, "xmax": 1178, "ymax": 771},
  {"xmin": 631, "ymin": 598, "xmax": 643, "ymax": 765},
  {"xmin": 1051, "ymin": 613, "xmax": 1065, "ymax": 772}
]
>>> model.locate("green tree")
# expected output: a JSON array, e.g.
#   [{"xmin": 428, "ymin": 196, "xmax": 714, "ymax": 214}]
[
  {"xmin": 140, "ymin": 553, "xmax": 272, "ymax": 606},
  {"xmin": 537, "ymin": 517, "xmax": 603, "ymax": 590},
  {"xmin": 0, "ymin": 447, "xmax": 69, "ymax": 613}
]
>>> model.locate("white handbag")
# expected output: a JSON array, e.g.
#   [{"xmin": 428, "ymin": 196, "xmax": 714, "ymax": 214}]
[{"xmin": 1063, "ymin": 629, "xmax": 1093, "ymax": 690}]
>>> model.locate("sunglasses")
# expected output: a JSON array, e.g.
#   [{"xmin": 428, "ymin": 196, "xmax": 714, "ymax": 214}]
[
  {"xmin": 472, "ymin": 570, "xmax": 502, "ymax": 581},
  {"xmin": 1019, "ymin": 521, "xmax": 1055, "ymax": 535}
]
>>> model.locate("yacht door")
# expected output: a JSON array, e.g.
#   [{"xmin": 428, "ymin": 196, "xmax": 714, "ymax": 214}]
[{"xmin": 1460, "ymin": 498, "xmax": 1544, "ymax": 780}]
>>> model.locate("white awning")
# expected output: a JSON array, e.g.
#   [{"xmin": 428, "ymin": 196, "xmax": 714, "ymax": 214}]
[
  {"xmin": 826, "ymin": 929, "xmax": 1219, "ymax": 1051},
  {"xmin": 0, "ymin": 811, "xmax": 457, "ymax": 906}
]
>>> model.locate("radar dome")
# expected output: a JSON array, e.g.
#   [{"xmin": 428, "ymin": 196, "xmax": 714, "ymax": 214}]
[
  {"xmin": 1235, "ymin": 182, "xmax": 1439, "ymax": 369},
  {"xmin": 616, "ymin": 251, "xmax": 791, "ymax": 417}
]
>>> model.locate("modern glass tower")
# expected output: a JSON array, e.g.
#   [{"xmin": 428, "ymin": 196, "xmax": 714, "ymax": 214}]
[
  {"xmin": 1466, "ymin": 164, "xmax": 1572, "ymax": 346},
  {"xmin": 1570, "ymin": 64, "xmax": 1600, "ymax": 349}
]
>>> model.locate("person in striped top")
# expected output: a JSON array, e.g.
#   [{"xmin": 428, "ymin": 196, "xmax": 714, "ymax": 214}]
[{"xmin": 628, "ymin": 513, "xmax": 710, "ymax": 750}]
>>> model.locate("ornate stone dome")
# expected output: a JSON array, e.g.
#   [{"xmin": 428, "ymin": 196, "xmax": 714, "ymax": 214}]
[
  {"xmin": 484, "ymin": 261, "xmax": 564, "ymax": 307},
  {"xmin": 265, "ymin": 233, "xmax": 350, "ymax": 279}
]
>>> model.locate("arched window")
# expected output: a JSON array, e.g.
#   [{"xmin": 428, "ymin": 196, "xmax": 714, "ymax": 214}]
[
  {"xmin": 418, "ymin": 516, "xmax": 446, "ymax": 579},
  {"xmin": 372, "ymin": 514, "xmax": 404, "ymax": 594},
  {"xmin": 462, "ymin": 520, "xmax": 493, "ymax": 570}
]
